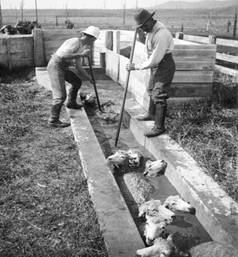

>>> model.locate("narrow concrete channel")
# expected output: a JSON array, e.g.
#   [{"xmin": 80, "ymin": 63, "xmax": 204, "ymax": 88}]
[{"xmin": 83, "ymin": 79, "xmax": 212, "ymax": 251}]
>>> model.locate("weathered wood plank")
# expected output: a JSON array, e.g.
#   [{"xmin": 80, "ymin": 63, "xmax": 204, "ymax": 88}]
[
  {"xmin": 106, "ymin": 49, "xmax": 119, "ymax": 81},
  {"xmin": 174, "ymin": 44, "xmax": 216, "ymax": 50},
  {"xmin": 216, "ymin": 53, "xmax": 238, "ymax": 65},
  {"xmin": 170, "ymin": 84, "xmax": 212, "ymax": 97},
  {"xmin": 183, "ymin": 35, "xmax": 209, "ymax": 44},
  {"xmin": 175, "ymin": 61, "xmax": 214, "ymax": 70},
  {"xmin": 172, "ymin": 49, "xmax": 215, "ymax": 58},
  {"xmin": 33, "ymin": 29, "xmax": 45, "ymax": 66},
  {"xmin": 216, "ymin": 44, "xmax": 238, "ymax": 55}
]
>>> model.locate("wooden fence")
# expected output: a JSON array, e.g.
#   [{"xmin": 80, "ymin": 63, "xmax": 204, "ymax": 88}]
[
  {"xmin": 105, "ymin": 30, "xmax": 216, "ymax": 110},
  {"xmin": 0, "ymin": 35, "xmax": 33, "ymax": 70}
]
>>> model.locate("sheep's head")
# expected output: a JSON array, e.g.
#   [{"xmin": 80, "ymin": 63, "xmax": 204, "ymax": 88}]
[
  {"xmin": 127, "ymin": 149, "xmax": 143, "ymax": 168},
  {"xmin": 107, "ymin": 150, "xmax": 129, "ymax": 168},
  {"xmin": 139, "ymin": 200, "xmax": 175, "ymax": 225},
  {"xmin": 138, "ymin": 200, "xmax": 162, "ymax": 217},
  {"xmin": 163, "ymin": 195, "xmax": 196, "ymax": 215},
  {"xmin": 144, "ymin": 221, "xmax": 167, "ymax": 245},
  {"xmin": 144, "ymin": 159, "xmax": 167, "ymax": 177},
  {"xmin": 136, "ymin": 235, "xmax": 176, "ymax": 257}
]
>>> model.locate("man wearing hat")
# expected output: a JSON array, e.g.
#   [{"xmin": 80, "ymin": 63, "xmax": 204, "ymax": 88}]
[
  {"xmin": 127, "ymin": 9, "xmax": 175, "ymax": 137},
  {"xmin": 47, "ymin": 26, "xmax": 100, "ymax": 128}
]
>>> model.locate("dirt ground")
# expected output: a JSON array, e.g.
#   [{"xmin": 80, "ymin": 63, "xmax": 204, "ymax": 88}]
[{"xmin": 0, "ymin": 75, "xmax": 107, "ymax": 257}]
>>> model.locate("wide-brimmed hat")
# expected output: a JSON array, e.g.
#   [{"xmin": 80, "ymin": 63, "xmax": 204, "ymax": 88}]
[
  {"xmin": 82, "ymin": 26, "xmax": 100, "ymax": 39},
  {"xmin": 134, "ymin": 9, "xmax": 155, "ymax": 28}
]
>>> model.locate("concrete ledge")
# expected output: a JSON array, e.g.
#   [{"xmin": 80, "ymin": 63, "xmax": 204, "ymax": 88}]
[
  {"xmin": 68, "ymin": 108, "xmax": 144, "ymax": 257},
  {"xmin": 36, "ymin": 69, "xmax": 144, "ymax": 256},
  {"xmin": 35, "ymin": 66, "xmax": 109, "ymax": 90},
  {"xmin": 124, "ymin": 97, "xmax": 238, "ymax": 249}
]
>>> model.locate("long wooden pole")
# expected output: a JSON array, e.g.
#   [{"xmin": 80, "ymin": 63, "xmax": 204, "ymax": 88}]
[
  {"xmin": 87, "ymin": 56, "xmax": 102, "ymax": 112},
  {"xmin": 115, "ymin": 28, "xmax": 138, "ymax": 146}
]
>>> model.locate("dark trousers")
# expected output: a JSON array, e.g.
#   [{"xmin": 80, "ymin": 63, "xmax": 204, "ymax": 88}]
[{"xmin": 148, "ymin": 53, "xmax": 176, "ymax": 105}]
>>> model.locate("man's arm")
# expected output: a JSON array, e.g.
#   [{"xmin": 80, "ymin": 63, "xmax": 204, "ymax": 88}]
[
  {"xmin": 136, "ymin": 31, "xmax": 169, "ymax": 70},
  {"xmin": 75, "ymin": 58, "xmax": 94, "ymax": 83},
  {"xmin": 62, "ymin": 49, "xmax": 91, "ymax": 61}
]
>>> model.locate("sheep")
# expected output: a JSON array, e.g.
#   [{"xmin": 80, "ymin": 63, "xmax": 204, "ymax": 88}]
[
  {"xmin": 144, "ymin": 159, "xmax": 168, "ymax": 177},
  {"xmin": 107, "ymin": 149, "xmax": 144, "ymax": 174},
  {"xmin": 163, "ymin": 195, "xmax": 196, "ymax": 215},
  {"xmin": 137, "ymin": 238, "xmax": 238, "ymax": 257}
]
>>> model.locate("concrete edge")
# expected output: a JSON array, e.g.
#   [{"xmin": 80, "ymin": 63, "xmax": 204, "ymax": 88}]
[
  {"xmin": 68, "ymin": 108, "xmax": 145, "ymax": 257},
  {"xmin": 124, "ymin": 97, "xmax": 238, "ymax": 249}
]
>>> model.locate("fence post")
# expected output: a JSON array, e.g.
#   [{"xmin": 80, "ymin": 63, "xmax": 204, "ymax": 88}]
[
  {"xmin": 105, "ymin": 30, "xmax": 113, "ymax": 50},
  {"xmin": 208, "ymin": 35, "xmax": 216, "ymax": 44},
  {"xmin": 113, "ymin": 30, "xmax": 120, "ymax": 54},
  {"xmin": 6, "ymin": 36, "xmax": 12, "ymax": 70},
  {"xmin": 33, "ymin": 28, "xmax": 45, "ymax": 66},
  {"xmin": 175, "ymin": 32, "xmax": 184, "ymax": 39},
  {"xmin": 100, "ymin": 52, "xmax": 106, "ymax": 68},
  {"xmin": 233, "ymin": 9, "xmax": 237, "ymax": 38}
]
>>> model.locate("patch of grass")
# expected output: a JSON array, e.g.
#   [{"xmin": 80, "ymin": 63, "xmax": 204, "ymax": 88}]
[
  {"xmin": 0, "ymin": 82, "xmax": 107, "ymax": 257},
  {"xmin": 168, "ymin": 101, "xmax": 238, "ymax": 201},
  {"xmin": 213, "ymin": 71, "xmax": 238, "ymax": 107}
]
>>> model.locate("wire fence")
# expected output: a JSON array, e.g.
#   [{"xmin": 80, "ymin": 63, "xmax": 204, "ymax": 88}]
[{"xmin": 1, "ymin": 8, "xmax": 238, "ymax": 38}]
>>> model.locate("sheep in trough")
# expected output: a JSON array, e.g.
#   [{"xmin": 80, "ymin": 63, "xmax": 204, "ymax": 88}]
[
  {"xmin": 139, "ymin": 200, "xmax": 176, "ymax": 224},
  {"xmin": 163, "ymin": 195, "xmax": 196, "ymax": 215},
  {"xmin": 144, "ymin": 159, "xmax": 167, "ymax": 177}
]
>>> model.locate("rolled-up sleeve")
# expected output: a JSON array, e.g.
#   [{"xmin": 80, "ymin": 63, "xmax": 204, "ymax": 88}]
[{"xmin": 136, "ymin": 30, "xmax": 171, "ymax": 70}]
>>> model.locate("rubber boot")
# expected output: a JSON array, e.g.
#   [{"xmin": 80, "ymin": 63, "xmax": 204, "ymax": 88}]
[
  {"xmin": 66, "ymin": 85, "xmax": 83, "ymax": 109},
  {"xmin": 136, "ymin": 98, "xmax": 155, "ymax": 121},
  {"xmin": 144, "ymin": 102, "xmax": 167, "ymax": 137},
  {"xmin": 48, "ymin": 103, "xmax": 70, "ymax": 128}
]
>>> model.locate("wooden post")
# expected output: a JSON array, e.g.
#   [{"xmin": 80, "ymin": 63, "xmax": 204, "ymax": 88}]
[
  {"xmin": 175, "ymin": 32, "xmax": 184, "ymax": 39},
  {"xmin": 0, "ymin": 0, "xmax": 3, "ymax": 28},
  {"xmin": 227, "ymin": 20, "xmax": 231, "ymax": 33},
  {"xmin": 6, "ymin": 36, "xmax": 12, "ymax": 70},
  {"xmin": 113, "ymin": 30, "xmax": 120, "ymax": 54},
  {"xmin": 209, "ymin": 35, "xmax": 216, "ymax": 44},
  {"xmin": 20, "ymin": 0, "xmax": 24, "ymax": 21},
  {"xmin": 123, "ymin": 2, "xmax": 126, "ymax": 26},
  {"xmin": 233, "ymin": 9, "xmax": 237, "ymax": 38},
  {"xmin": 100, "ymin": 52, "xmax": 106, "ymax": 68},
  {"xmin": 33, "ymin": 29, "xmax": 45, "ymax": 67},
  {"xmin": 35, "ymin": 0, "xmax": 38, "ymax": 23},
  {"xmin": 105, "ymin": 30, "xmax": 113, "ymax": 50}
]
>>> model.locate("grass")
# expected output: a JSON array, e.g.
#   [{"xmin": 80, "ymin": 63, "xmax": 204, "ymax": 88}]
[
  {"xmin": 167, "ymin": 101, "xmax": 238, "ymax": 201},
  {"xmin": 0, "ymin": 77, "xmax": 108, "ymax": 257}
]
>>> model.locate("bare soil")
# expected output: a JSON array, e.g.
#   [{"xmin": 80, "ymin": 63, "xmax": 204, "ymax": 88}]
[{"xmin": 0, "ymin": 76, "xmax": 107, "ymax": 257}]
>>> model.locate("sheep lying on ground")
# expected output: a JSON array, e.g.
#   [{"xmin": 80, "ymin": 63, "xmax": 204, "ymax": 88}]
[{"xmin": 144, "ymin": 159, "xmax": 168, "ymax": 177}]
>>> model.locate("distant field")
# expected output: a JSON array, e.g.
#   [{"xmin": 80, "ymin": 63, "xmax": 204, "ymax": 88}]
[{"xmin": 1, "ymin": 8, "xmax": 237, "ymax": 38}]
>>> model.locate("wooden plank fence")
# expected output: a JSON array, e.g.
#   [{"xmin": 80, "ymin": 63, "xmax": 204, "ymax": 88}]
[
  {"xmin": 0, "ymin": 35, "xmax": 33, "ymax": 69},
  {"xmin": 105, "ymin": 31, "xmax": 216, "ymax": 109}
]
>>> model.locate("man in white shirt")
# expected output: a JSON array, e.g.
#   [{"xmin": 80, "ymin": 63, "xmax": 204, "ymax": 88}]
[
  {"xmin": 47, "ymin": 26, "xmax": 100, "ymax": 128},
  {"xmin": 127, "ymin": 9, "xmax": 175, "ymax": 137}
]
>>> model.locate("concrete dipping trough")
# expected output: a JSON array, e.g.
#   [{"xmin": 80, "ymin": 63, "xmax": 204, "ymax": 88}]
[{"xmin": 36, "ymin": 64, "xmax": 238, "ymax": 256}]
